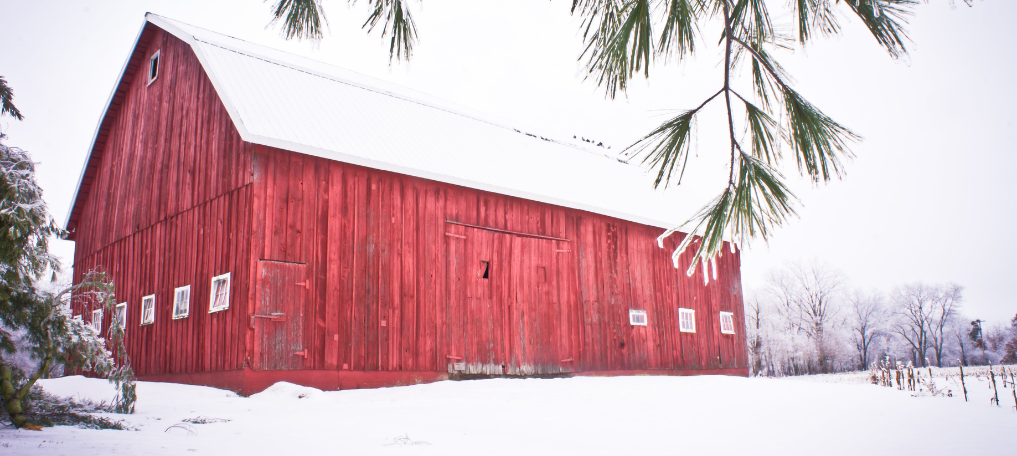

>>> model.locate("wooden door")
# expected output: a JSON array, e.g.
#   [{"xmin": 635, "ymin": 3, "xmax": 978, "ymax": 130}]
[
  {"xmin": 253, "ymin": 260, "xmax": 308, "ymax": 370},
  {"xmin": 446, "ymin": 227, "xmax": 509, "ymax": 375},
  {"xmin": 506, "ymin": 235, "xmax": 570, "ymax": 375},
  {"xmin": 446, "ymin": 226, "xmax": 572, "ymax": 376}
]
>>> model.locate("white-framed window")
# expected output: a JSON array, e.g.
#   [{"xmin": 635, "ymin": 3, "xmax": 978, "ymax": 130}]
[
  {"xmin": 679, "ymin": 308, "xmax": 696, "ymax": 333},
  {"xmin": 140, "ymin": 294, "xmax": 156, "ymax": 325},
  {"xmin": 209, "ymin": 273, "xmax": 231, "ymax": 313},
  {"xmin": 147, "ymin": 49, "xmax": 160, "ymax": 85},
  {"xmin": 173, "ymin": 285, "xmax": 191, "ymax": 319},
  {"xmin": 91, "ymin": 308, "xmax": 103, "ymax": 333},
  {"xmin": 719, "ymin": 311, "xmax": 735, "ymax": 334},
  {"xmin": 629, "ymin": 309, "xmax": 647, "ymax": 326},
  {"xmin": 114, "ymin": 303, "xmax": 127, "ymax": 331}
]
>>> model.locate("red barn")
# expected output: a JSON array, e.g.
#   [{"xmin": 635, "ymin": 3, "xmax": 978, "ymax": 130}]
[{"xmin": 67, "ymin": 14, "xmax": 748, "ymax": 395}]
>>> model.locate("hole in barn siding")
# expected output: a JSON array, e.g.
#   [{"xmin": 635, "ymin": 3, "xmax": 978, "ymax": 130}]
[
  {"xmin": 618, "ymin": 340, "xmax": 626, "ymax": 349},
  {"xmin": 480, "ymin": 261, "xmax": 489, "ymax": 279}
]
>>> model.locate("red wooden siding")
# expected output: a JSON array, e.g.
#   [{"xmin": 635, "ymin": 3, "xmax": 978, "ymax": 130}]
[
  {"xmin": 70, "ymin": 24, "xmax": 746, "ymax": 388},
  {"xmin": 248, "ymin": 145, "xmax": 747, "ymax": 378},
  {"xmin": 71, "ymin": 27, "xmax": 254, "ymax": 376}
]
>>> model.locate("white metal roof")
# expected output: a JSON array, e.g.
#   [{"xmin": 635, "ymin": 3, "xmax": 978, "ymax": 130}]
[{"xmin": 134, "ymin": 14, "xmax": 688, "ymax": 230}]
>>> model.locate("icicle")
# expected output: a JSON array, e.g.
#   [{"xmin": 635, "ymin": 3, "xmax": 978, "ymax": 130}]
[
  {"xmin": 672, "ymin": 236, "xmax": 694, "ymax": 268},
  {"xmin": 657, "ymin": 226, "xmax": 680, "ymax": 248},
  {"xmin": 711, "ymin": 258, "xmax": 718, "ymax": 281},
  {"xmin": 702, "ymin": 258, "xmax": 709, "ymax": 285},
  {"xmin": 684, "ymin": 240, "xmax": 701, "ymax": 277}
]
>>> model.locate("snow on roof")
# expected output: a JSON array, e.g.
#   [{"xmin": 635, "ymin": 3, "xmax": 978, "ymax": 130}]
[{"xmin": 73, "ymin": 13, "xmax": 690, "ymax": 231}]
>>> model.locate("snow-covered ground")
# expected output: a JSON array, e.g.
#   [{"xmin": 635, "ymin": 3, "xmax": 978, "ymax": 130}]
[{"xmin": 2, "ymin": 371, "xmax": 1015, "ymax": 455}]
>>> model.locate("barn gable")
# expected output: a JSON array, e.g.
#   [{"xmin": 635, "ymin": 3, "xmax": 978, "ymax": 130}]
[
  {"xmin": 68, "ymin": 14, "xmax": 748, "ymax": 394},
  {"xmin": 67, "ymin": 13, "xmax": 687, "ymax": 236},
  {"xmin": 69, "ymin": 23, "xmax": 255, "ymax": 376}
]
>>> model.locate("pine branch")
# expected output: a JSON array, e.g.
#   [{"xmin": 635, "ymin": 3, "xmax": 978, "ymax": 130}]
[
  {"xmin": 363, "ymin": 0, "xmax": 419, "ymax": 62},
  {"xmin": 782, "ymin": 86, "xmax": 859, "ymax": 182},
  {"xmin": 658, "ymin": 0, "xmax": 704, "ymax": 62},
  {"xmin": 627, "ymin": 89, "xmax": 724, "ymax": 187},
  {"xmin": 581, "ymin": 0, "xmax": 653, "ymax": 98},
  {"xmin": 267, "ymin": 0, "xmax": 328, "ymax": 41},
  {"xmin": 845, "ymin": 0, "xmax": 917, "ymax": 59}
]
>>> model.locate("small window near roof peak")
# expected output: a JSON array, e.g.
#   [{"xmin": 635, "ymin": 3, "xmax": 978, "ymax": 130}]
[{"xmin": 147, "ymin": 50, "xmax": 160, "ymax": 85}]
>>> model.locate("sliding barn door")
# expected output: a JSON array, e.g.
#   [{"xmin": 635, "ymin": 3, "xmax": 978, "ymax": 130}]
[
  {"xmin": 446, "ymin": 226, "xmax": 573, "ymax": 376},
  {"xmin": 507, "ymin": 235, "xmax": 571, "ymax": 375},
  {"xmin": 252, "ymin": 260, "xmax": 308, "ymax": 370}
]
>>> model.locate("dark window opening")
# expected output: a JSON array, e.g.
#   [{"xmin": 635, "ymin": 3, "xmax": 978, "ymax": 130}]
[
  {"xmin": 480, "ymin": 261, "xmax": 489, "ymax": 279},
  {"xmin": 148, "ymin": 50, "xmax": 160, "ymax": 85}
]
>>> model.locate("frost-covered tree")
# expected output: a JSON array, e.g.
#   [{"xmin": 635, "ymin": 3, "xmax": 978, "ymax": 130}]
[
  {"xmin": 766, "ymin": 260, "xmax": 843, "ymax": 373},
  {"xmin": 847, "ymin": 289, "xmax": 885, "ymax": 370},
  {"xmin": 262, "ymin": 0, "xmax": 921, "ymax": 275},
  {"xmin": 1000, "ymin": 314, "xmax": 1017, "ymax": 364},
  {"xmin": 1, "ymin": 272, "xmax": 136, "ymax": 428},
  {"xmin": 745, "ymin": 296, "xmax": 765, "ymax": 375},
  {"xmin": 0, "ymin": 94, "xmax": 135, "ymax": 428},
  {"xmin": 890, "ymin": 283, "xmax": 960, "ymax": 368},
  {"xmin": 926, "ymin": 284, "xmax": 961, "ymax": 367},
  {"xmin": 946, "ymin": 314, "xmax": 971, "ymax": 366}
]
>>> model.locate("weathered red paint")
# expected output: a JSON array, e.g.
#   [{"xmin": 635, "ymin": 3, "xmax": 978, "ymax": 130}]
[{"xmin": 69, "ymin": 22, "xmax": 748, "ymax": 394}]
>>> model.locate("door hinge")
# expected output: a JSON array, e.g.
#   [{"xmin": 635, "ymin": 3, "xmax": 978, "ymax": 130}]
[
  {"xmin": 249, "ymin": 312, "xmax": 286, "ymax": 328},
  {"xmin": 295, "ymin": 280, "xmax": 310, "ymax": 289},
  {"xmin": 293, "ymin": 349, "xmax": 308, "ymax": 358}
]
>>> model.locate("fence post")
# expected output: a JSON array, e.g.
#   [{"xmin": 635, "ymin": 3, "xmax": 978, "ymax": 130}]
[
  {"xmin": 959, "ymin": 364, "xmax": 968, "ymax": 402},
  {"xmin": 990, "ymin": 367, "xmax": 1000, "ymax": 406}
]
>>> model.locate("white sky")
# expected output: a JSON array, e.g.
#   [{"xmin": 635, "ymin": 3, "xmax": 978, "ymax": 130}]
[{"xmin": 1, "ymin": 0, "xmax": 1013, "ymax": 324}]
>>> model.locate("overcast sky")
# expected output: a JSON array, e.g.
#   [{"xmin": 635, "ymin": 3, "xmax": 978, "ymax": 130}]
[{"xmin": 1, "ymin": 0, "xmax": 1013, "ymax": 325}]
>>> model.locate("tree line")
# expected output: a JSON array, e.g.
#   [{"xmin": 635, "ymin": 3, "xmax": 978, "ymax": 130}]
[{"xmin": 746, "ymin": 261, "xmax": 1017, "ymax": 377}]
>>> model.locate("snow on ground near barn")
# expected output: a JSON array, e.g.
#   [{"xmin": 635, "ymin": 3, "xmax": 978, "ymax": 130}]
[{"xmin": 2, "ymin": 372, "xmax": 1015, "ymax": 455}]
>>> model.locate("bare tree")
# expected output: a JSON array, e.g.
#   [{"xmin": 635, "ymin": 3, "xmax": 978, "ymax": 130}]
[
  {"xmin": 928, "ymin": 285, "xmax": 962, "ymax": 367},
  {"xmin": 985, "ymin": 325, "xmax": 1009, "ymax": 352},
  {"xmin": 953, "ymin": 321, "xmax": 970, "ymax": 366},
  {"xmin": 891, "ymin": 283, "xmax": 961, "ymax": 367},
  {"xmin": 746, "ymin": 297, "xmax": 764, "ymax": 376},
  {"xmin": 892, "ymin": 283, "xmax": 934, "ymax": 367},
  {"xmin": 847, "ymin": 289, "xmax": 885, "ymax": 370},
  {"xmin": 767, "ymin": 261, "xmax": 844, "ymax": 373}
]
